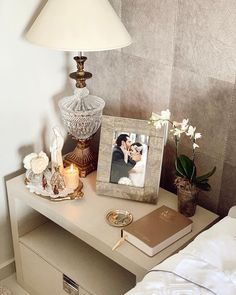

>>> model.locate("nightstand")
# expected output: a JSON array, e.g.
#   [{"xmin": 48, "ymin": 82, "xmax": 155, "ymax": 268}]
[{"xmin": 6, "ymin": 172, "xmax": 219, "ymax": 295}]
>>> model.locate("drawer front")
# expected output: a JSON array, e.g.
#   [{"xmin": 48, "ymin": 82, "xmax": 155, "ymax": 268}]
[
  {"xmin": 20, "ymin": 243, "xmax": 68, "ymax": 295},
  {"xmin": 20, "ymin": 243, "xmax": 91, "ymax": 295}
]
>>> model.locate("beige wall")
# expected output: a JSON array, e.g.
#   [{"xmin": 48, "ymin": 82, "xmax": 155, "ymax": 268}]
[
  {"xmin": 88, "ymin": 0, "xmax": 236, "ymax": 216},
  {"xmin": 0, "ymin": 0, "xmax": 72, "ymax": 273}
]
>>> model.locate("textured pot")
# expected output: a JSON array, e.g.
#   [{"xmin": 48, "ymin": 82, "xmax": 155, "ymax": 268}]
[{"xmin": 177, "ymin": 186, "xmax": 198, "ymax": 217}]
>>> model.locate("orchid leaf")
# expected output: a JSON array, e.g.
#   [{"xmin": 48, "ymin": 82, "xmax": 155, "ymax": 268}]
[
  {"xmin": 197, "ymin": 178, "xmax": 209, "ymax": 184},
  {"xmin": 196, "ymin": 182, "xmax": 211, "ymax": 191},
  {"xmin": 196, "ymin": 167, "xmax": 216, "ymax": 182},
  {"xmin": 175, "ymin": 159, "xmax": 186, "ymax": 178},
  {"xmin": 190, "ymin": 165, "xmax": 196, "ymax": 182},
  {"xmin": 176, "ymin": 155, "xmax": 195, "ymax": 180}
]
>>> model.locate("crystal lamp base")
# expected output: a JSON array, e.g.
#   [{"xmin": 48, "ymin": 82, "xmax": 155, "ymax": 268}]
[{"xmin": 59, "ymin": 87, "xmax": 105, "ymax": 177}]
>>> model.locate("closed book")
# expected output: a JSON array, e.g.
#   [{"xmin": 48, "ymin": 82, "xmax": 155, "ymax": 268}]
[{"xmin": 122, "ymin": 205, "xmax": 193, "ymax": 257}]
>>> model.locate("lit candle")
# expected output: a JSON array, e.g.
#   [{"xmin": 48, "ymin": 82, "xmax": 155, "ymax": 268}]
[{"xmin": 64, "ymin": 164, "xmax": 79, "ymax": 190}]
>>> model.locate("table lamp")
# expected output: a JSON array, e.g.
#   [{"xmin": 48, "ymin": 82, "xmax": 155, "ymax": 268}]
[{"xmin": 26, "ymin": 0, "xmax": 132, "ymax": 177}]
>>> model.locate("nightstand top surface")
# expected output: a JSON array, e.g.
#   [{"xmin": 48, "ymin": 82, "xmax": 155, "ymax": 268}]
[{"xmin": 7, "ymin": 172, "xmax": 219, "ymax": 280}]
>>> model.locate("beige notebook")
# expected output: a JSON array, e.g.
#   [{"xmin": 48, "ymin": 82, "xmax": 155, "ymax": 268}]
[{"xmin": 122, "ymin": 205, "xmax": 193, "ymax": 257}]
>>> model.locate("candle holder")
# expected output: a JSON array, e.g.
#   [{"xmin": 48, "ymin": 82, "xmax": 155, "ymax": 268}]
[{"xmin": 64, "ymin": 164, "xmax": 79, "ymax": 190}]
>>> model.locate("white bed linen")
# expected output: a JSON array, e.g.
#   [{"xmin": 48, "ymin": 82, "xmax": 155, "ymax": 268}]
[
  {"xmin": 125, "ymin": 270, "xmax": 213, "ymax": 294},
  {"xmin": 125, "ymin": 216, "xmax": 236, "ymax": 295}
]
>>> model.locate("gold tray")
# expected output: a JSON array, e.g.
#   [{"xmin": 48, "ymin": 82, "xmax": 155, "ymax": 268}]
[
  {"xmin": 106, "ymin": 209, "xmax": 133, "ymax": 227},
  {"xmin": 25, "ymin": 178, "xmax": 84, "ymax": 202},
  {"xmin": 49, "ymin": 180, "xmax": 84, "ymax": 201}
]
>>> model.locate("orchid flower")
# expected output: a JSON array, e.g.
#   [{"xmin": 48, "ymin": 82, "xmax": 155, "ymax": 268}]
[
  {"xmin": 180, "ymin": 119, "xmax": 189, "ymax": 131},
  {"xmin": 193, "ymin": 143, "xmax": 199, "ymax": 149},
  {"xmin": 173, "ymin": 121, "xmax": 181, "ymax": 127},
  {"xmin": 150, "ymin": 112, "xmax": 160, "ymax": 121},
  {"xmin": 194, "ymin": 133, "xmax": 202, "ymax": 140},
  {"xmin": 186, "ymin": 126, "xmax": 196, "ymax": 138},
  {"xmin": 160, "ymin": 109, "xmax": 171, "ymax": 121},
  {"xmin": 151, "ymin": 110, "xmax": 170, "ymax": 128},
  {"xmin": 150, "ymin": 110, "xmax": 201, "ymax": 160},
  {"xmin": 171, "ymin": 127, "xmax": 184, "ymax": 138}
]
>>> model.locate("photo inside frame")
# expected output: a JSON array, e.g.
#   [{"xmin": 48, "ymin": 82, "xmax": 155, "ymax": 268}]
[{"xmin": 109, "ymin": 131, "xmax": 149, "ymax": 188}]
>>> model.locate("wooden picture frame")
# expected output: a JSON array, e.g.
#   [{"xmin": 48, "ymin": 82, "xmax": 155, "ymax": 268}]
[{"xmin": 96, "ymin": 115, "xmax": 165, "ymax": 204}]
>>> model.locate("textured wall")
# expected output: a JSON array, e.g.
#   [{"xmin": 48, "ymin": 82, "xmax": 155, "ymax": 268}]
[{"xmin": 87, "ymin": 0, "xmax": 236, "ymax": 216}]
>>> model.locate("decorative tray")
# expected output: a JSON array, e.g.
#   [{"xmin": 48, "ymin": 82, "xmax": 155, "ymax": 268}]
[
  {"xmin": 25, "ymin": 169, "xmax": 84, "ymax": 201},
  {"xmin": 106, "ymin": 209, "xmax": 133, "ymax": 227}
]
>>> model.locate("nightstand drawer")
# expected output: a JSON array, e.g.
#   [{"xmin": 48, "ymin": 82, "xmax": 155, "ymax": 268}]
[
  {"xmin": 20, "ymin": 243, "xmax": 68, "ymax": 295},
  {"xmin": 19, "ymin": 221, "xmax": 135, "ymax": 295}
]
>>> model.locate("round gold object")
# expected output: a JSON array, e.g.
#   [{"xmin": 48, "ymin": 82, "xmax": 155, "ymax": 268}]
[{"xmin": 106, "ymin": 209, "xmax": 133, "ymax": 227}]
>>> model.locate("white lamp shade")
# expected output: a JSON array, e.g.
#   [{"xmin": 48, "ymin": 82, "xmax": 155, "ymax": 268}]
[{"xmin": 26, "ymin": 0, "xmax": 132, "ymax": 52}]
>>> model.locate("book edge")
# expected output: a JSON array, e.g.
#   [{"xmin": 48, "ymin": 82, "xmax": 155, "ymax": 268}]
[{"xmin": 123, "ymin": 223, "xmax": 192, "ymax": 256}]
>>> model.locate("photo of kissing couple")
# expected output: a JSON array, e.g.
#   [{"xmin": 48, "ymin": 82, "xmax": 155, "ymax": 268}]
[{"xmin": 110, "ymin": 132, "xmax": 149, "ymax": 188}]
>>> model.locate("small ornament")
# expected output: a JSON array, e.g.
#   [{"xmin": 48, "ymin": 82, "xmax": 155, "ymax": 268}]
[
  {"xmin": 50, "ymin": 127, "xmax": 64, "ymax": 175},
  {"xmin": 53, "ymin": 185, "xmax": 59, "ymax": 195},
  {"xmin": 23, "ymin": 151, "xmax": 49, "ymax": 174},
  {"xmin": 42, "ymin": 174, "xmax": 47, "ymax": 190},
  {"xmin": 50, "ymin": 166, "xmax": 66, "ymax": 195}
]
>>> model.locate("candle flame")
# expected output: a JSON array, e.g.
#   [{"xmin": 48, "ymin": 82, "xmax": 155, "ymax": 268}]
[{"xmin": 70, "ymin": 164, "xmax": 74, "ymax": 172}]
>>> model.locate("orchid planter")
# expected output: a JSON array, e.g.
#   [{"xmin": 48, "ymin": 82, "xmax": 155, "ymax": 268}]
[
  {"xmin": 176, "ymin": 179, "xmax": 199, "ymax": 217},
  {"xmin": 149, "ymin": 109, "xmax": 216, "ymax": 217}
]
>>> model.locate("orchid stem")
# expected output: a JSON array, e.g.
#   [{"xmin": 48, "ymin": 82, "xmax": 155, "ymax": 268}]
[{"xmin": 192, "ymin": 139, "xmax": 195, "ymax": 163}]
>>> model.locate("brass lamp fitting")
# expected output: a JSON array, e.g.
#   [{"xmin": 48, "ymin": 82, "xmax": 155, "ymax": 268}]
[{"xmin": 69, "ymin": 56, "xmax": 92, "ymax": 88}]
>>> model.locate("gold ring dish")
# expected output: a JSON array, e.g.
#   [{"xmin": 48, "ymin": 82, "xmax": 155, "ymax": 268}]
[{"xmin": 106, "ymin": 209, "xmax": 133, "ymax": 227}]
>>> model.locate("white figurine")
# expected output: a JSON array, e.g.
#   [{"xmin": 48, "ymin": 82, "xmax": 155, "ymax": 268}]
[
  {"xmin": 50, "ymin": 127, "xmax": 64, "ymax": 174},
  {"xmin": 23, "ymin": 151, "xmax": 49, "ymax": 174},
  {"xmin": 23, "ymin": 137, "xmax": 74, "ymax": 198}
]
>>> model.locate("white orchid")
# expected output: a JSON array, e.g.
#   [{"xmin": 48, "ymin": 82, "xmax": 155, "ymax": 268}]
[
  {"xmin": 150, "ymin": 112, "xmax": 160, "ymax": 121},
  {"xmin": 186, "ymin": 126, "xmax": 196, "ymax": 138},
  {"xmin": 149, "ymin": 109, "xmax": 202, "ymax": 159},
  {"xmin": 160, "ymin": 109, "xmax": 171, "ymax": 121},
  {"xmin": 173, "ymin": 121, "xmax": 181, "ymax": 127},
  {"xmin": 23, "ymin": 151, "xmax": 49, "ymax": 174},
  {"xmin": 150, "ymin": 109, "xmax": 202, "ymax": 152},
  {"xmin": 180, "ymin": 119, "xmax": 189, "ymax": 131},
  {"xmin": 149, "ymin": 109, "xmax": 216, "ymax": 193},
  {"xmin": 151, "ymin": 110, "xmax": 170, "ymax": 128},
  {"xmin": 172, "ymin": 128, "xmax": 183, "ymax": 138},
  {"xmin": 194, "ymin": 133, "xmax": 202, "ymax": 140},
  {"xmin": 193, "ymin": 143, "xmax": 199, "ymax": 149}
]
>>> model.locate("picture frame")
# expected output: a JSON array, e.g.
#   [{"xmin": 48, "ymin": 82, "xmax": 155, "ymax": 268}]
[{"xmin": 96, "ymin": 115, "xmax": 166, "ymax": 204}]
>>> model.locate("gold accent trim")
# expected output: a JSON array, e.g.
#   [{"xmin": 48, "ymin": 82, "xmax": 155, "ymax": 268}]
[
  {"xmin": 64, "ymin": 136, "xmax": 97, "ymax": 178},
  {"xmin": 69, "ymin": 56, "xmax": 92, "ymax": 88}
]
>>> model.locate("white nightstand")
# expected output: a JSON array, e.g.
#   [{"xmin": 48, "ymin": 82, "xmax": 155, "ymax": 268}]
[{"xmin": 7, "ymin": 172, "xmax": 219, "ymax": 295}]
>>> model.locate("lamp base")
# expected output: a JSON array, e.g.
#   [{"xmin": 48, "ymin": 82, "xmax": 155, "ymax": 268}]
[{"xmin": 64, "ymin": 136, "xmax": 97, "ymax": 178}]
